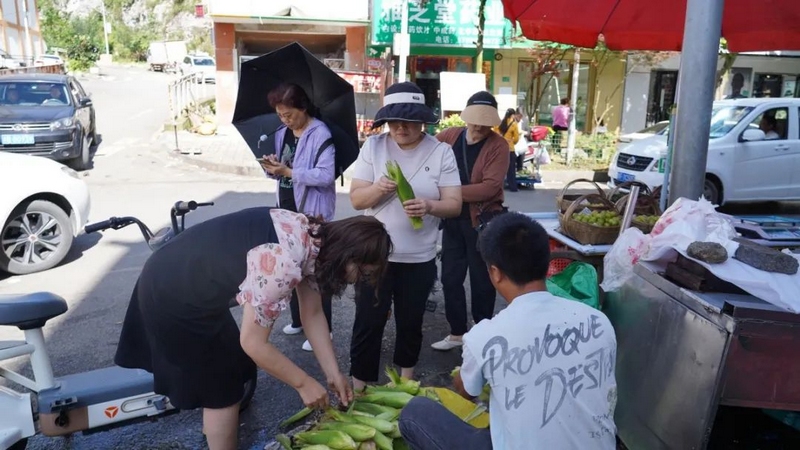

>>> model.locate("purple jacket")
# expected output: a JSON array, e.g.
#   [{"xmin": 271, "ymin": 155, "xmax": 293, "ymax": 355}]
[{"xmin": 272, "ymin": 118, "xmax": 336, "ymax": 221}]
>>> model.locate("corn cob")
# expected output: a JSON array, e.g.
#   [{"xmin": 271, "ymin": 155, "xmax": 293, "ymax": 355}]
[
  {"xmin": 353, "ymin": 402, "xmax": 400, "ymax": 420},
  {"xmin": 388, "ymin": 421, "xmax": 402, "ymax": 439},
  {"xmin": 317, "ymin": 422, "xmax": 377, "ymax": 442},
  {"xmin": 385, "ymin": 367, "xmax": 421, "ymax": 395},
  {"xmin": 385, "ymin": 161, "xmax": 423, "ymax": 230},
  {"xmin": 301, "ymin": 446, "xmax": 333, "ymax": 450},
  {"xmin": 280, "ymin": 406, "xmax": 313, "ymax": 428},
  {"xmin": 358, "ymin": 391, "xmax": 414, "ymax": 409},
  {"xmin": 358, "ymin": 441, "xmax": 378, "ymax": 450},
  {"xmin": 295, "ymin": 430, "xmax": 357, "ymax": 450},
  {"xmin": 372, "ymin": 430, "xmax": 393, "ymax": 450},
  {"xmin": 327, "ymin": 409, "xmax": 394, "ymax": 434}
]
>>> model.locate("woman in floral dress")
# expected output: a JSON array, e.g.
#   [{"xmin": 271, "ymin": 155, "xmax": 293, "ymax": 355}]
[{"xmin": 114, "ymin": 207, "xmax": 392, "ymax": 450}]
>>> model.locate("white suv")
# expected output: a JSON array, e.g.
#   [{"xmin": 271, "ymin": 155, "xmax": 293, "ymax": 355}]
[{"xmin": 608, "ymin": 98, "xmax": 800, "ymax": 205}]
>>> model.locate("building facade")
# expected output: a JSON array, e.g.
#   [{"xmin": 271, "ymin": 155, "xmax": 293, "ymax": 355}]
[
  {"xmin": 1, "ymin": 0, "xmax": 44, "ymax": 64},
  {"xmin": 208, "ymin": 0, "xmax": 369, "ymax": 123},
  {"xmin": 621, "ymin": 52, "xmax": 800, "ymax": 133}
]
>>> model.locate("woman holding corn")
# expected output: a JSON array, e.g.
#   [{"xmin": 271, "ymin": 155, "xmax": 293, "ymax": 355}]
[{"xmin": 349, "ymin": 82, "xmax": 463, "ymax": 391}]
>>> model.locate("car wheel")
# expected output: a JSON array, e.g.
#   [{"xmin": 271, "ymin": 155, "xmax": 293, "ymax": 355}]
[
  {"xmin": 704, "ymin": 177, "xmax": 722, "ymax": 205},
  {"xmin": 68, "ymin": 131, "xmax": 92, "ymax": 171},
  {"xmin": 0, "ymin": 200, "xmax": 74, "ymax": 275}
]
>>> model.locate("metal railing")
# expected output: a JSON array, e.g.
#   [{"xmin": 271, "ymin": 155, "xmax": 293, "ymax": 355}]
[{"xmin": 167, "ymin": 73, "xmax": 215, "ymax": 124}]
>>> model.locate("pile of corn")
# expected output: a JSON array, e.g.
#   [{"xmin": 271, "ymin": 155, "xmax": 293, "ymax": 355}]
[{"xmin": 274, "ymin": 368, "xmax": 488, "ymax": 450}]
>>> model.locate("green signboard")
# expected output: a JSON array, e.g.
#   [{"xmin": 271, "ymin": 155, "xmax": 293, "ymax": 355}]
[{"xmin": 371, "ymin": 0, "xmax": 513, "ymax": 48}]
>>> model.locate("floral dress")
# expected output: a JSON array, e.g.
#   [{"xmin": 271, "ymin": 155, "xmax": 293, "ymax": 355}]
[{"xmin": 236, "ymin": 208, "xmax": 320, "ymax": 328}]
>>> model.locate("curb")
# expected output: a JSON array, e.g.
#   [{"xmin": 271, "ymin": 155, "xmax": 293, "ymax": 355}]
[{"xmin": 164, "ymin": 146, "xmax": 265, "ymax": 178}]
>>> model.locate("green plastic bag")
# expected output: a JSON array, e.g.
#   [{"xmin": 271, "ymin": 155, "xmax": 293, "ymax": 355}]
[{"xmin": 546, "ymin": 261, "xmax": 600, "ymax": 310}]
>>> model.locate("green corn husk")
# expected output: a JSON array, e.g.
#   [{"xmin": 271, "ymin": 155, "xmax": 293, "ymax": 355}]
[
  {"xmin": 372, "ymin": 430, "xmax": 394, "ymax": 450},
  {"xmin": 317, "ymin": 422, "xmax": 377, "ymax": 442},
  {"xmin": 327, "ymin": 409, "xmax": 394, "ymax": 434},
  {"xmin": 388, "ymin": 421, "xmax": 402, "ymax": 439},
  {"xmin": 275, "ymin": 433, "xmax": 293, "ymax": 450},
  {"xmin": 393, "ymin": 438, "xmax": 411, "ymax": 450},
  {"xmin": 280, "ymin": 406, "xmax": 313, "ymax": 428},
  {"xmin": 301, "ymin": 446, "xmax": 333, "ymax": 450},
  {"xmin": 358, "ymin": 391, "xmax": 414, "ymax": 409},
  {"xmin": 385, "ymin": 161, "xmax": 423, "ymax": 230},
  {"xmin": 463, "ymin": 404, "xmax": 488, "ymax": 423},
  {"xmin": 295, "ymin": 430, "xmax": 357, "ymax": 450},
  {"xmin": 353, "ymin": 402, "xmax": 400, "ymax": 420}
]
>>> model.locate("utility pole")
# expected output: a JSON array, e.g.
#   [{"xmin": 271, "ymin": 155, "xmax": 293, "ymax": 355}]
[
  {"xmin": 101, "ymin": 0, "xmax": 110, "ymax": 55},
  {"xmin": 565, "ymin": 49, "xmax": 580, "ymax": 165},
  {"xmin": 395, "ymin": 1, "xmax": 410, "ymax": 82}
]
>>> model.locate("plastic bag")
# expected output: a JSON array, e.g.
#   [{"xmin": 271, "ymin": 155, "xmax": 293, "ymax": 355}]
[
  {"xmin": 599, "ymin": 227, "xmax": 649, "ymax": 292},
  {"xmin": 538, "ymin": 147, "xmax": 551, "ymax": 165},
  {"xmin": 601, "ymin": 197, "xmax": 739, "ymax": 292},
  {"xmin": 515, "ymin": 138, "xmax": 529, "ymax": 156},
  {"xmin": 547, "ymin": 261, "xmax": 601, "ymax": 310}
]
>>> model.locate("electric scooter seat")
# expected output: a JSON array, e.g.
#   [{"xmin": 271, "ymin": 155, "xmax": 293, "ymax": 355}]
[{"xmin": 0, "ymin": 292, "xmax": 68, "ymax": 330}]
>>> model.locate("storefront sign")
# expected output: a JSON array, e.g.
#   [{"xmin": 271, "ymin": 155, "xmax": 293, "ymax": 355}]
[{"xmin": 371, "ymin": 0, "xmax": 513, "ymax": 48}]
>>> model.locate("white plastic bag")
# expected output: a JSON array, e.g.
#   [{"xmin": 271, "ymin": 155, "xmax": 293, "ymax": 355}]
[
  {"xmin": 601, "ymin": 197, "xmax": 738, "ymax": 292},
  {"xmin": 538, "ymin": 147, "xmax": 551, "ymax": 165},
  {"xmin": 514, "ymin": 138, "xmax": 528, "ymax": 156},
  {"xmin": 600, "ymin": 227, "xmax": 649, "ymax": 292}
]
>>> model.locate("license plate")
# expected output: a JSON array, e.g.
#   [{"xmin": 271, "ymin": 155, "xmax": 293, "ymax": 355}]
[
  {"xmin": 617, "ymin": 173, "xmax": 635, "ymax": 183},
  {"xmin": 2, "ymin": 134, "xmax": 35, "ymax": 145}
]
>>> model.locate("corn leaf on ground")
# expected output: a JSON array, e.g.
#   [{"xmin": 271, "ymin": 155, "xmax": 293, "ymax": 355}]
[{"xmin": 295, "ymin": 430, "xmax": 357, "ymax": 450}]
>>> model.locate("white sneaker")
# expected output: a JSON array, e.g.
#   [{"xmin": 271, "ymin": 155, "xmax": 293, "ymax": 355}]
[
  {"xmin": 283, "ymin": 324, "xmax": 303, "ymax": 335},
  {"xmin": 431, "ymin": 336, "xmax": 463, "ymax": 351},
  {"xmin": 302, "ymin": 333, "xmax": 333, "ymax": 352}
]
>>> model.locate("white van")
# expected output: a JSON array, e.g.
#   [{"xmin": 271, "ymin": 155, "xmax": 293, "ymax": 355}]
[{"xmin": 608, "ymin": 98, "xmax": 800, "ymax": 205}]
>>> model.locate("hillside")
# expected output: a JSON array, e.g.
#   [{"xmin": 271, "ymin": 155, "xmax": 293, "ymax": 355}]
[{"xmin": 41, "ymin": 0, "xmax": 212, "ymax": 63}]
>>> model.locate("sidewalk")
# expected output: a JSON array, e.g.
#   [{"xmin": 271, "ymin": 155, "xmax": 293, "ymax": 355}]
[{"xmin": 160, "ymin": 125, "xmax": 607, "ymax": 184}]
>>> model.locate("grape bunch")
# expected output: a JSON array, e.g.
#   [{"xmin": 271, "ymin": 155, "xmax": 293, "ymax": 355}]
[
  {"xmin": 634, "ymin": 215, "xmax": 660, "ymax": 225},
  {"xmin": 572, "ymin": 210, "xmax": 621, "ymax": 227}
]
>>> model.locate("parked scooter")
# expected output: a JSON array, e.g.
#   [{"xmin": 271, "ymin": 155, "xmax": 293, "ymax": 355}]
[{"xmin": 0, "ymin": 201, "xmax": 256, "ymax": 450}]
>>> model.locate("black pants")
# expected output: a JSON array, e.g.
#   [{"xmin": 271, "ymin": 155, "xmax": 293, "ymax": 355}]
[
  {"xmin": 516, "ymin": 153, "xmax": 525, "ymax": 171},
  {"xmin": 441, "ymin": 218, "xmax": 496, "ymax": 336},
  {"xmin": 289, "ymin": 290, "xmax": 333, "ymax": 331},
  {"xmin": 505, "ymin": 152, "xmax": 518, "ymax": 191},
  {"xmin": 350, "ymin": 259, "xmax": 437, "ymax": 382}
]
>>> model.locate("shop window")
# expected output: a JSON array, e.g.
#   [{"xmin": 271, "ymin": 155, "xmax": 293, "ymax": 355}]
[
  {"xmin": 517, "ymin": 60, "xmax": 589, "ymax": 131},
  {"xmin": 753, "ymin": 74, "xmax": 782, "ymax": 98}
]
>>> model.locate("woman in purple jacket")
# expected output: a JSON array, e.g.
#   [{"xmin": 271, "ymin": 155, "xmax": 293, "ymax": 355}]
[{"xmin": 260, "ymin": 83, "xmax": 336, "ymax": 352}]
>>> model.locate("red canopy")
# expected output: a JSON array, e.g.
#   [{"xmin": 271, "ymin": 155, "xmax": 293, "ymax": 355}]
[{"xmin": 502, "ymin": 0, "xmax": 800, "ymax": 52}]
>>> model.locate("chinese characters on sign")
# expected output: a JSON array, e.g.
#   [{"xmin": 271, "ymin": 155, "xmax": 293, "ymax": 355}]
[{"xmin": 371, "ymin": 0, "xmax": 513, "ymax": 48}]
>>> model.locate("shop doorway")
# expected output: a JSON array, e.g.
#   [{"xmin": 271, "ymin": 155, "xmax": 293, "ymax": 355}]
[
  {"xmin": 647, "ymin": 70, "xmax": 678, "ymax": 125},
  {"xmin": 409, "ymin": 56, "xmax": 476, "ymax": 118}
]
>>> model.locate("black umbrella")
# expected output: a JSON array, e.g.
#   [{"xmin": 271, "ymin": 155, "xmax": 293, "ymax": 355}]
[{"xmin": 232, "ymin": 42, "xmax": 359, "ymax": 179}]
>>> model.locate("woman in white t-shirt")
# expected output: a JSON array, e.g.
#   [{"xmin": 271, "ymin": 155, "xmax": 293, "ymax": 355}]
[{"xmin": 349, "ymin": 82, "xmax": 463, "ymax": 390}]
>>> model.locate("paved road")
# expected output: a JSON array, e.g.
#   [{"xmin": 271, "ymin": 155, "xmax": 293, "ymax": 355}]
[{"xmin": 0, "ymin": 65, "xmax": 564, "ymax": 450}]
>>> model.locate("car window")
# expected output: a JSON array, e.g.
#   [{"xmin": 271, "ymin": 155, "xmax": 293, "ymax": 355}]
[
  {"xmin": 709, "ymin": 105, "xmax": 752, "ymax": 139},
  {"xmin": 194, "ymin": 58, "xmax": 215, "ymax": 66},
  {"xmin": 71, "ymin": 79, "xmax": 87, "ymax": 98},
  {"xmin": 0, "ymin": 81, "xmax": 72, "ymax": 106},
  {"xmin": 748, "ymin": 107, "xmax": 788, "ymax": 140}
]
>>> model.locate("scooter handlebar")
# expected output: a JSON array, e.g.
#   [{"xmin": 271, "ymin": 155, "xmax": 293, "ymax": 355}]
[{"xmin": 84, "ymin": 219, "xmax": 113, "ymax": 234}]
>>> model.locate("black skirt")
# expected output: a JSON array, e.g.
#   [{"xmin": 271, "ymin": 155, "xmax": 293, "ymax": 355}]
[{"xmin": 114, "ymin": 207, "xmax": 279, "ymax": 410}]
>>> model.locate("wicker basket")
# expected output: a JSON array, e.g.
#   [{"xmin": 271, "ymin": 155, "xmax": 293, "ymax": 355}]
[
  {"xmin": 608, "ymin": 181, "xmax": 657, "ymax": 215},
  {"xmin": 558, "ymin": 193, "xmax": 621, "ymax": 245},
  {"xmin": 556, "ymin": 178, "xmax": 606, "ymax": 213},
  {"xmin": 617, "ymin": 195, "xmax": 662, "ymax": 234}
]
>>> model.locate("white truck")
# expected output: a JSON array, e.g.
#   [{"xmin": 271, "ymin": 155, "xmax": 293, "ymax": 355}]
[{"xmin": 147, "ymin": 41, "xmax": 187, "ymax": 73}]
